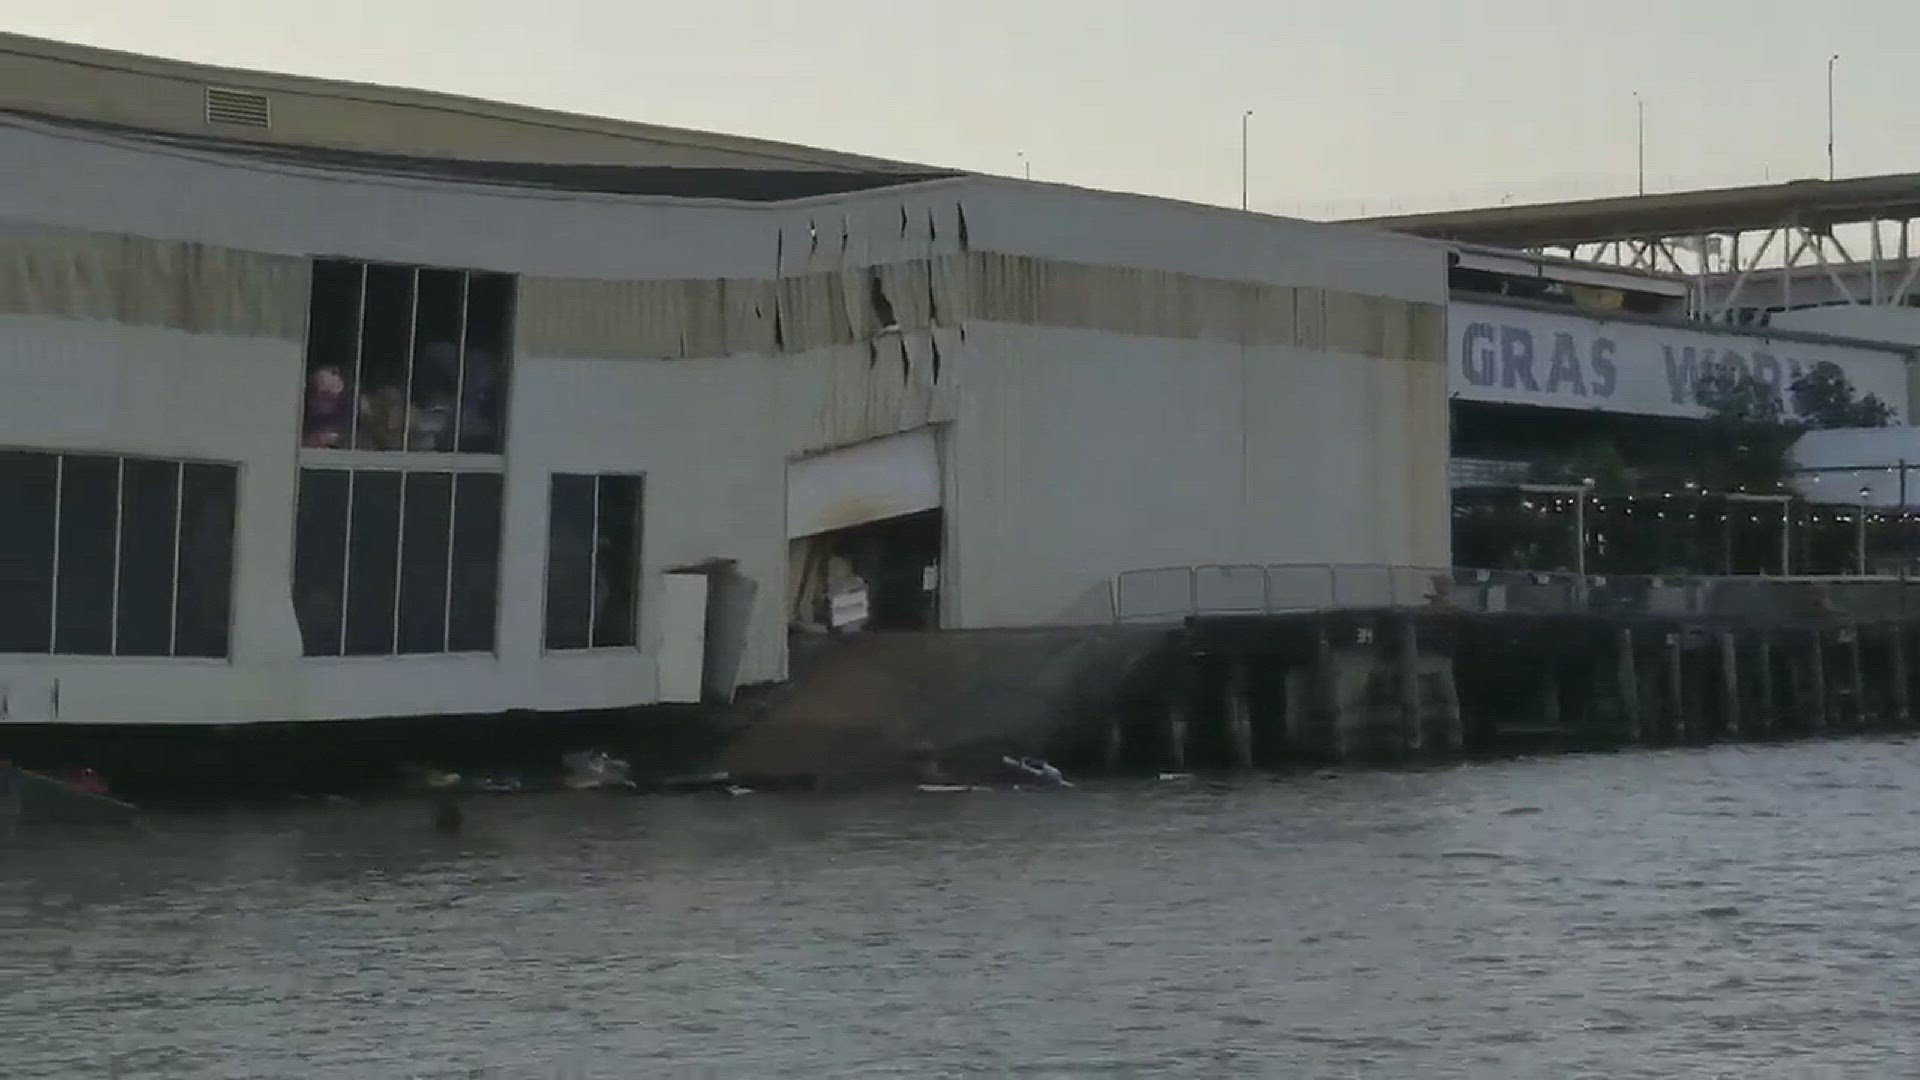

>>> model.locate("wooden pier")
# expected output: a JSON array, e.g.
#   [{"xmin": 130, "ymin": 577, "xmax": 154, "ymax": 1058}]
[{"xmin": 1075, "ymin": 608, "xmax": 1920, "ymax": 772}]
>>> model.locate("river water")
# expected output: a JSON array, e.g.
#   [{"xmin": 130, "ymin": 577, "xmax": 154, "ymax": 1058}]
[{"xmin": 6, "ymin": 739, "xmax": 1920, "ymax": 1078}]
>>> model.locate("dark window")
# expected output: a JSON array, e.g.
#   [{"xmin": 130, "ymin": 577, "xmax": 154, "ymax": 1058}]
[
  {"xmin": 593, "ymin": 478, "xmax": 643, "ymax": 649},
  {"xmin": 544, "ymin": 475, "xmax": 595, "ymax": 651},
  {"xmin": 303, "ymin": 261, "xmax": 362, "ymax": 449},
  {"xmin": 397, "ymin": 472, "xmax": 454, "ymax": 653},
  {"xmin": 54, "ymin": 456, "xmax": 119, "ymax": 656},
  {"xmin": 293, "ymin": 467, "xmax": 501, "ymax": 657},
  {"xmin": 544, "ymin": 474, "xmax": 644, "ymax": 651},
  {"xmin": 115, "ymin": 458, "xmax": 180, "ymax": 657},
  {"xmin": 300, "ymin": 259, "xmax": 513, "ymax": 453},
  {"xmin": 0, "ymin": 451, "xmax": 57, "ymax": 652},
  {"xmin": 175, "ymin": 464, "xmax": 238, "ymax": 659},
  {"xmin": 292, "ymin": 468, "xmax": 350, "ymax": 656},
  {"xmin": 0, "ymin": 450, "xmax": 235, "ymax": 658},
  {"xmin": 448, "ymin": 473, "xmax": 503, "ymax": 653},
  {"xmin": 343, "ymin": 471, "xmax": 402, "ymax": 655},
  {"xmin": 459, "ymin": 273, "xmax": 514, "ymax": 454}
]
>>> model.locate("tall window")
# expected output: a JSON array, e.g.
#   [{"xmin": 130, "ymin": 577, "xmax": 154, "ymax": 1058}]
[
  {"xmin": 292, "ymin": 468, "xmax": 503, "ymax": 656},
  {"xmin": 0, "ymin": 449, "xmax": 238, "ymax": 658},
  {"xmin": 303, "ymin": 260, "xmax": 513, "ymax": 453},
  {"xmin": 544, "ymin": 475, "xmax": 644, "ymax": 650}
]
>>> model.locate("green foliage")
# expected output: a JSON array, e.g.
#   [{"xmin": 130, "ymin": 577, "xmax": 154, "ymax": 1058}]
[
  {"xmin": 1789, "ymin": 362, "xmax": 1896, "ymax": 429},
  {"xmin": 1679, "ymin": 361, "xmax": 1894, "ymax": 493}
]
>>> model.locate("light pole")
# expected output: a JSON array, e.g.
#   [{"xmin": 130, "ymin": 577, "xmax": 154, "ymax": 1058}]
[
  {"xmin": 1634, "ymin": 92, "xmax": 1645, "ymax": 196},
  {"xmin": 1828, "ymin": 54, "xmax": 1840, "ymax": 181},
  {"xmin": 1241, "ymin": 110, "xmax": 1253, "ymax": 211},
  {"xmin": 1017, "ymin": 151, "xmax": 1030, "ymax": 181},
  {"xmin": 1857, "ymin": 484, "xmax": 1871, "ymax": 575}
]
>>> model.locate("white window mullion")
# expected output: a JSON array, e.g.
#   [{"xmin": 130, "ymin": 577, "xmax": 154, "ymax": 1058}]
[
  {"xmin": 402, "ymin": 268, "xmax": 420, "ymax": 450},
  {"xmin": 167, "ymin": 463, "xmax": 185, "ymax": 658},
  {"xmin": 452, "ymin": 272, "xmax": 470, "ymax": 449},
  {"xmin": 47, "ymin": 455, "xmax": 62, "ymax": 654},
  {"xmin": 390, "ymin": 472, "xmax": 407, "ymax": 654},
  {"xmin": 348, "ymin": 264, "xmax": 368, "ymax": 448},
  {"xmin": 337, "ymin": 469, "xmax": 355, "ymax": 655},
  {"xmin": 441, "ymin": 475, "xmax": 459, "ymax": 653},
  {"xmin": 587, "ymin": 475, "xmax": 601, "ymax": 645},
  {"xmin": 108, "ymin": 457, "xmax": 125, "ymax": 656}
]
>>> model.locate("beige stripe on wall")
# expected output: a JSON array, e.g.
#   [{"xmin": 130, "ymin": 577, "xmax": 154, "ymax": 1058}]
[{"xmin": 0, "ymin": 233, "xmax": 308, "ymax": 339}]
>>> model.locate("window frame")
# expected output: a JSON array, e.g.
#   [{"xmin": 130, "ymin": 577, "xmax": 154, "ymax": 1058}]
[
  {"xmin": 0, "ymin": 445, "xmax": 240, "ymax": 662},
  {"xmin": 541, "ymin": 472, "xmax": 646, "ymax": 655},
  {"xmin": 291, "ymin": 464, "xmax": 505, "ymax": 660},
  {"xmin": 300, "ymin": 257, "xmax": 515, "ymax": 456}
]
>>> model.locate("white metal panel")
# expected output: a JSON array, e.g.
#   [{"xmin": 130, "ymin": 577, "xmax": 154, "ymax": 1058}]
[
  {"xmin": 786, "ymin": 428, "xmax": 941, "ymax": 539},
  {"xmin": 1451, "ymin": 300, "xmax": 1910, "ymax": 421},
  {"xmin": 657, "ymin": 573, "xmax": 709, "ymax": 704}
]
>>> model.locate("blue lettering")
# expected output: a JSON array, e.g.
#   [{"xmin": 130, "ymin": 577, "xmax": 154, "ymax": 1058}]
[
  {"xmin": 1546, "ymin": 333, "xmax": 1587, "ymax": 396},
  {"xmin": 1462, "ymin": 323, "xmax": 1497, "ymax": 386},
  {"xmin": 1664, "ymin": 345, "xmax": 1701, "ymax": 405},
  {"xmin": 1590, "ymin": 338, "xmax": 1617, "ymax": 397},
  {"xmin": 1499, "ymin": 326, "xmax": 1539, "ymax": 391}
]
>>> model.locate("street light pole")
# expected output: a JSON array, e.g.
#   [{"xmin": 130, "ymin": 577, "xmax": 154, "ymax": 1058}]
[
  {"xmin": 1634, "ymin": 92, "xmax": 1645, "ymax": 196},
  {"xmin": 1858, "ymin": 484, "xmax": 1871, "ymax": 575},
  {"xmin": 1241, "ymin": 110, "xmax": 1253, "ymax": 211},
  {"xmin": 1828, "ymin": 54, "xmax": 1840, "ymax": 181}
]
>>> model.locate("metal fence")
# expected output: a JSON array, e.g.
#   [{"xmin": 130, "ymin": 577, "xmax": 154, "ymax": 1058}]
[{"xmin": 1112, "ymin": 564, "xmax": 1920, "ymax": 622}]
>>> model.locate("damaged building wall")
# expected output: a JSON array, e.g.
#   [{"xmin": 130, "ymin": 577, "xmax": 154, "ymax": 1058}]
[{"xmin": 1, "ymin": 113, "xmax": 1450, "ymax": 725}]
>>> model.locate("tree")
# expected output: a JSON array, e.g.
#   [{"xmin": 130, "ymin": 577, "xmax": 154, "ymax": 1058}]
[
  {"xmin": 1789, "ymin": 362, "xmax": 1897, "ymax": 429},
  {"xmin": 1678, "ymin": 361, "xmax": 1895, "ymax": 493}
]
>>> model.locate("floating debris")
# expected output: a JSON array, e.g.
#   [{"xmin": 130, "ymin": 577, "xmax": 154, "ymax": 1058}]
[
  {"xmin": 560, "ymin": 750, "xmax": 635, "ymax": 791},
  {"xmin": 1001, "ymin": 756, "xmax": 1071, "ymax": 788}
]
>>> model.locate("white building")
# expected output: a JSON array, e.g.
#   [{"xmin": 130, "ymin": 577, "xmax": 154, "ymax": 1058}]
[{"xmin": 0, "ymin": 35, "xmax": 1450, "ymax": 729}]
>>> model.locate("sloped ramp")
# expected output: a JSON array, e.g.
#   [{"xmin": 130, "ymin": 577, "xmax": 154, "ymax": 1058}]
[{"xmin": 721, "ymin": 627, "xmax": 1170, "ymax": 785}]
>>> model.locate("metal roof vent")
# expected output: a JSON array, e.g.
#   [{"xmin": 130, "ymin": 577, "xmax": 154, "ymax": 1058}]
[{"xmin": 204, "ymin": 87, "xmax": 271, "ymax": 129}]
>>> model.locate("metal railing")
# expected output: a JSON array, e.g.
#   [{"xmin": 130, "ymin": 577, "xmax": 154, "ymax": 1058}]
[{"xmin": 1113, "ymin": 564, "xmax": 1920, "ymax": 622}]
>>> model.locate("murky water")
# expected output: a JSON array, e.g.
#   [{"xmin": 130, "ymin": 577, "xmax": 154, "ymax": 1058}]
[{"xmin": 7, "ymin": 741, "xmax": 1920, "ymax": 1078}]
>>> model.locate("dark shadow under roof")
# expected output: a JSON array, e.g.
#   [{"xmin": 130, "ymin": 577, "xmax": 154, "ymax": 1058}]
[{"xmin": 9, "ymin": 110, "xmax": 961, "ymax": 201}]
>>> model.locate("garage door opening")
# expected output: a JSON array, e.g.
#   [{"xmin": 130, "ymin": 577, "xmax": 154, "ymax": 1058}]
[
  {"xmin": 786, "ymin": 428, "xmax": 945, "ymax": 634},
  {"xmin": 790, "ymin": 509, "xmax": 942, "ymax": 632}
]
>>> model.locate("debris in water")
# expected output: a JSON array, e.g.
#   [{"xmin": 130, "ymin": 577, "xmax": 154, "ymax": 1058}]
[
  {"xmin": 1001, "ymin": 756, "xmax": 1071, "ymax": 788},
  {"xmin": 561, "ymin": 750, "xmax": 635, "ymax": 790}
]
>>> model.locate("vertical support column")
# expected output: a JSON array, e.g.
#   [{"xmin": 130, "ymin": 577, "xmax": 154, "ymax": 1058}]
[
  {"xmin": 1165, "ymin": 696, "xmax": 1189, "ymax": 773},
  {"xmin": 1893, "ymin": 623, "xmax": 1912, "ymax": 725},
  {"xmin": 1225, "ymin": 655, "xmax": 1254, "ymax": 771},
  {"xmin": 1718, "ymin": 630, "xmax": 1742, "ymax": 739},
  {"xmin": 1809, "ymin": 627, "xmax": 1829, "ymax": 734},
  {"xmin": 1438, "ymin": 662, "xmax": 1463, "ymax": 752},
  {"xmin": 1849, "ymin": 625, "xmax": 1868, "ymax": 727},
  {"xmin": 1398, "ymin": 618, "xmax": 1423, "ymax": 754},
  {"xmin": 1616, "ymin": 627, "xmax": 1641, "ymax": 742},
  {"xmin": 1756, "ymin": 631, "xmax": 1777, "ymax": 737},
  {"xmin": 1666, "ymin": 629, "xmax": 1687, "ymax": 739},
  {"xmin": 1312, "ymin": 627, "xmax": 1344, "ymax": 762}
]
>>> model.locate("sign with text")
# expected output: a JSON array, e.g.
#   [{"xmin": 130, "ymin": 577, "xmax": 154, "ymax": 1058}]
[{"xmin": 1450, "ymin": 301, "xmax": 1909, "ymax": 422}]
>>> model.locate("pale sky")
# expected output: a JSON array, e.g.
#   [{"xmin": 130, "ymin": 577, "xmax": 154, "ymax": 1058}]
[{"xmin": 11, "ymin": 1, "xmax": 1917, "ymax": 218}]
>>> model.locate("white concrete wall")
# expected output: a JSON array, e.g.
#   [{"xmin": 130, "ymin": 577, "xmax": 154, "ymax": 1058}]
[{"xmin": 944, "ymin": 325, "xmax": 1448, "ymax": 627}]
